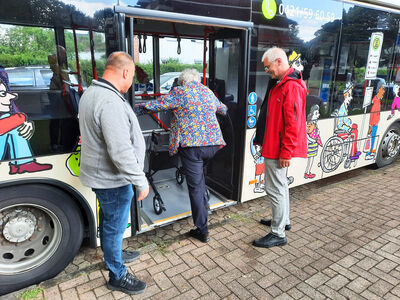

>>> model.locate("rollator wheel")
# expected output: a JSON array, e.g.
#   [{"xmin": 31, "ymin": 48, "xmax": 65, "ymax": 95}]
[
  {"xmin": 153, "ymin": 194, "xmax": 164, "ymax": 215},
  {"xmin": 344, "ymin": 158, "xmax": 351, "ymax": 169},
  {"xmin": 176, "ymin": 168, "xmax": 184, "ymax": 185}
]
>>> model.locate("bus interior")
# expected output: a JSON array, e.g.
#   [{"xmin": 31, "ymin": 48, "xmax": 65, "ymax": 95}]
[{"xmin": 121, "ymin": 10, "xmax": 251, "ymax": 232}]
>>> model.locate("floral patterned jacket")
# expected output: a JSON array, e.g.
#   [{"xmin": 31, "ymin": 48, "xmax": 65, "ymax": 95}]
[{"xmin": 135, "ymin": 81, "xmax": 227, "ymax": 155}]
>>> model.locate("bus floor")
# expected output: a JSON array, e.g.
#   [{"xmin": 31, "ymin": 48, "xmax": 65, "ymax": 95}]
[{"xmin": 139, "ymin": 168, "xmax": 233, "ymax": 230}]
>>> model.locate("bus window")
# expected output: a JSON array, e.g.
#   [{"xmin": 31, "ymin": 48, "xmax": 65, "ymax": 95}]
[
  {"xmin": 135, "ymin": 36, "xmax": 206, "ymax": 132},
  {"xmin": 0, "ymin": 23, "xmax": 80, "ymax": 157},
  {"xmin": 336, "ymin": 4, "xmax": 400, "ymax": 116},
  {"xmin": 252, "ymin": 0, "xmax": 342, "ymax": 119},
  {"xmin": 65, "ymin": 29, "xmax": 106, "ymax": 87}
]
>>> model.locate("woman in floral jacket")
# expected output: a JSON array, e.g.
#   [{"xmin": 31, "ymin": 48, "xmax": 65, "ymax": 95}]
[{"xmin": 135, "ymin": 69, "xmax": 227, "ymax": 243}]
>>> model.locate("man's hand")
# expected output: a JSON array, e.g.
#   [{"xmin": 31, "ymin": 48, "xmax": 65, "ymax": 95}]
[
  {"xmin": 137, "ymin": 186, "xmax": 150, "ymax": 201},
  {"xmin": 279, "ymin": 158, "xmax": 291, "ymax": 168}
]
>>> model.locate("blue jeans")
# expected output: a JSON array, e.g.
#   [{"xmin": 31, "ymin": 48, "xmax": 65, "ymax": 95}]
[{"xmin": 92, "ymin": 185, "xmax": 133, "ymax": 280}]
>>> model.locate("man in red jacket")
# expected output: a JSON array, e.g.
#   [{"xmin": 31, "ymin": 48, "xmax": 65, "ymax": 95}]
[{"xmin": 253, "ymin": 47, "xmax": 307, "ymax": 248}]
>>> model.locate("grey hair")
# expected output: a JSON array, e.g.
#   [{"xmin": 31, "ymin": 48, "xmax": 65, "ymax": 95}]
[
  {"xmin": 178, "ymin": 68, "xmax": 201, "ymax": 85},
  {"xmin": 261, "ymin": 47, "xmax": 288, "ymax": 64}
]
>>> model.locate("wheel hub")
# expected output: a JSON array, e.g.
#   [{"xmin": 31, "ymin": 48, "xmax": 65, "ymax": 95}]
[
  {"xmin": 383, "ymin": 130, "xmax": 400, "ymax": 158},
  {"xmin": 2, "ymin": 211, "xmax": 37, "ymax": 243}
]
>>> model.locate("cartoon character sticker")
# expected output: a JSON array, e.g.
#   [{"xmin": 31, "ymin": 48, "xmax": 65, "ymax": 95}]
[
  {"xmin": 250, "ymin": 132, "xmax": 265, "ymax": 193},
  {"xmin": 288, "ymin": 51, "xmax": 304, "ymax": 72},
  {"xmin": 0, "ymin": 78, "xmax": 52, "ymax": 174},
  {"xmin": 337, "ymin": 82, "xmax": 361, "ymax": 166},
  {"xmin": 365, "ymin": 81, "xmax": 384, "ymax": 160},
  {"xmin": 305, "ymin": 105, "xmax": 322, "ymax": 179},
  {"xmin": 319, "ymin": 82, "xmax": 360, "ymax": 173},
  {"xmin": 387, "ymin": 83, "xmax": 400, "ymax": 120},
  {"xmin": 66, "ymin": 140, "xmax": 80, "ymax": 176}
]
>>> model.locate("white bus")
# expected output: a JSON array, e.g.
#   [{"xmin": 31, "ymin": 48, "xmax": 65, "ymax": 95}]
[{"xmin": 0, "ymin": 0, "xmax": 399, "ymax": 295}]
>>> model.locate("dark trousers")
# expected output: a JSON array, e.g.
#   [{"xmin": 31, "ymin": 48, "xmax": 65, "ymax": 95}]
[{"xmin": 179, "ymin": 145, "xmax": 220, "ymax": 234}]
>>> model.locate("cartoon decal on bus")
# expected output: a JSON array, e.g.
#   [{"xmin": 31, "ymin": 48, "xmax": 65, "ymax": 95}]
[
  {"xmin": 319, "ymin": 82, "xmax": 360, "ymax": 172},
  {"xmin": 387, "ymin": 84, "xmax": 400, "ymax": 120},
  {"xmin": 66, "ymin": 140, "xmax": 81, "ymax": 176},
  {"xmin": 365, "ymin": 81, "xmax": 384, "ymax": 160},
  {"xmin": 288, "ymin": 50, "xmax": 304, "ymax": 73},
  {"xmin": 250, "ymin": 132, "xmax": 265, "ymax": 193},
  {"xmin": 0, "ymin": 78, "xmax": 52, "ymax": 174},
  {"xmin": 305, "ymin": 104, "xmax": 322, "ymax": 179}
]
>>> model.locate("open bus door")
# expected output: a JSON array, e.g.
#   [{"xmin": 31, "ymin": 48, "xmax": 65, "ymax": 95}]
[
  {"xmin": 115, "ymin": 6, "xmax": 253, "ymax": 233},
  {"xmin": 207, "ymin": 28, "xmax": 250, "ymax": 201}
]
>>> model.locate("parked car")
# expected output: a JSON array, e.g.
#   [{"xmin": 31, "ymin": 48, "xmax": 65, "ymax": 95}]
[
  {"xmin": 6, "ymin": 65, "xmax": 82, "ymax": 90},
  {"xmin": 5, "ymin": 66, "xmax": 82, "ymax": 119}
]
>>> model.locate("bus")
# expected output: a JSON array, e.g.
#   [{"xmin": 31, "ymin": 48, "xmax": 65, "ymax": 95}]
[{"xmin": 1, "ymin": 0, "xmax": 400, "ymax": 295}]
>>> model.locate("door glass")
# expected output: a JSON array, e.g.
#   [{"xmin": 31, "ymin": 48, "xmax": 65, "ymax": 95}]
[{"xmin": 206, "ymin": 38, "xmax": 240, "ymax": 196}]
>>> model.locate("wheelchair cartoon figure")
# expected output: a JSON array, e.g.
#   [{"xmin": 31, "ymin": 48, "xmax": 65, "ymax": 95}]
[{"xmin": 319, "ymin": 82, "xmax": 361, "ymax": 173}]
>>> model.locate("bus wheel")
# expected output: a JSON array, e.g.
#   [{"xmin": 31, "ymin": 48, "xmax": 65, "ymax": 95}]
[
  {"xmin": 376, "ymin": 122, "xmax": 400, "ymax": 168},
  {"xmin": 0, "ymin": 184, "xmax": 83, "ymax": 295}
]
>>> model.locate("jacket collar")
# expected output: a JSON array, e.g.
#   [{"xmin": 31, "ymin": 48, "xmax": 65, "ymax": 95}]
[
  {"xmin": 91, "ymin": 79, "xmax": 126, "ymax": 102},
  {"xmin": 276, "ymin": 67, "xmax": 303, "ymax": 87}
]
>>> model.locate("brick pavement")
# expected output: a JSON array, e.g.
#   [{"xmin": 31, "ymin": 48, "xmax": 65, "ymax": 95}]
[{"xmin": 4, "ymin": 162, "xmax": 400, "ymax": 300}]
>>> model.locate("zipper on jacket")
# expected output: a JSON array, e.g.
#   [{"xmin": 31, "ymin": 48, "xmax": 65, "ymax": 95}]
[{"xmin": 294, "ymin": 102, "xmax": 297, "ymax": 121}]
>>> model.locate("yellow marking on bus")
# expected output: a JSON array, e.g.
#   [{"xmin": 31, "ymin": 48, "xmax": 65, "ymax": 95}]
[{"xmin": 153, "ymin": 211, "xmax": 191, "ymax": 224}]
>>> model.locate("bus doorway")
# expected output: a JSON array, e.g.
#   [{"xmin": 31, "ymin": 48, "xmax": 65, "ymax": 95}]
[{"xmin": 117, "ymin": 7, "xmax": 252, "ymax": 232}]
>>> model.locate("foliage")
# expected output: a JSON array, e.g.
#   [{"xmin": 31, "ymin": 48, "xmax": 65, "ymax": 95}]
[
  {"xmin": 19, "ymin": 287, "xmax": 43, "ymax": 300},
  {"xmin": 135, "ymin": 58, "xmax": 204, "ymax": 83},
  {"xmin": 0, "ymin": 25, "xmax": 204, "ymax": 86},
  {"xmin": 0, "ymin": 26, "xmax": 55, "ymax": 66}
]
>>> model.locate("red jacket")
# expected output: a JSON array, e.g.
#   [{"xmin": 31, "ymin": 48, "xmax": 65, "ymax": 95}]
[{"xmin": 261, "ymin": 68, "xmax": 307, "ymax": 160}]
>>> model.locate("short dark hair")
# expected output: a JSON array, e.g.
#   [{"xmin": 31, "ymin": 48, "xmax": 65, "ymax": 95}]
[{"xmin": 106, "ymin": 52, "xmax": 133, "ymax": 70}]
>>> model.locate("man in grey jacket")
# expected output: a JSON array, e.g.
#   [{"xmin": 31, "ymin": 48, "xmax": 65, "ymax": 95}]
[{"xmin": 79, "ymin": 52, "xmax": 149, "ymax": 295}]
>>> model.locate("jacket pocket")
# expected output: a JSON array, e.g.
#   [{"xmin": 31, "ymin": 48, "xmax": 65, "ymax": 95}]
[{"xmin": 278, "ymin": 131, "xmax": 282, "ymax": 148}]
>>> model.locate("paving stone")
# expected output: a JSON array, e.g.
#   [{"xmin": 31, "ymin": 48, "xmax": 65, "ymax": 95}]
[
  {"xmin": 346, "ymin": 276, "xmax": 371, "ymax": 294},
  {"xmin": 304, "ymin": 272, "xmax": 330, "ymax": 288},
  {"xmin": 153, "ymin": 271, "xmax": 173, "ymax": 290},
  {"xmin": 227, "ymin": 280, "xmax": 253, "ymax": 299},
  {"xmin": 367, "ymin": 279, "xmax": 394, "ymax": 297},
  {"xmin": 43, "ymin": 286, "xmax": 61, "ymax": 300},
  {"xmin": 76, "ymin": 277, "xmax": 106, "ymax": 294},
  {"xmin": 209, "ymin": 278, "xmax": 231, "ymax": 298},
  {"xmin": 188, "ymin": 276, "xmax": 211, "ymax": 295},
  {"xmin": 61, "ymin": 288, "xmax": 79, "ymax": 300},
  {"xmin": 325, "ymin": 274, "xmax": 350, "ymax": 291}
]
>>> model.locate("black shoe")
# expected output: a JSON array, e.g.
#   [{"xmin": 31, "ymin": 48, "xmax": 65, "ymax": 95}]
[
  {"xmin": 122, "ymin": 250, "xmax": 140, "ymax": 263},
  {"xmin": 189, "ymin": 229, "xmax": 210, "ymax": 243},
  {"xmin": 107, "ymin": 272, "xmax": 146, "ymax": 295},
  {"xmin": 252, "ymin": 232, "xmax": 287, "ymax": 248},
  {"xmin": 260, "ymin": 219, "xmax": 291, "ymax": 231}
]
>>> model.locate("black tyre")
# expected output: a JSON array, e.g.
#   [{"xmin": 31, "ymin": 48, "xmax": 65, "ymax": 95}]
[
  {"xmin": 0, "ymin": 184, "xmax": 84, "ymax": 295},
  {"xmin": 176, "ymin": 168, "xmax": 184, "ymax": 185},
  {"xmin": 376, "ymin": 122, "xmax": 400, "ymax": 168},
  {"xmin": 320, "ymin": 136, "xmax": 344, "ymax": 173},
  {"xmin": 153, "ymin": 194, "xmax": 163, "ymax": 215}
]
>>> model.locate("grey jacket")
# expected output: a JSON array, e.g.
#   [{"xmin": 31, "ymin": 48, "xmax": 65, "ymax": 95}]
[{"xmin": 78, "ymin": 79, "xmax": 148, "ymax": 192}]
